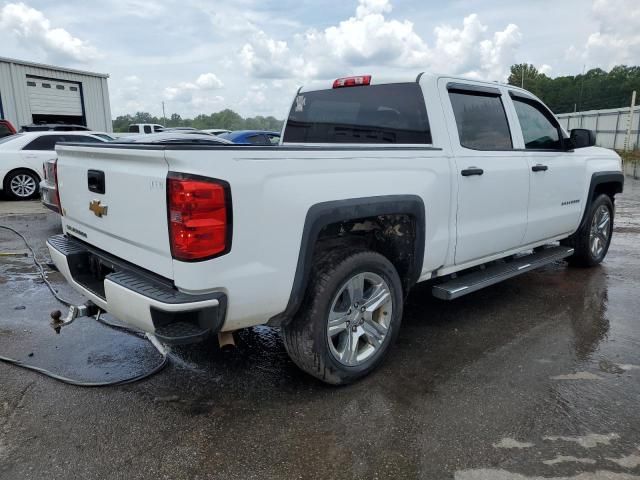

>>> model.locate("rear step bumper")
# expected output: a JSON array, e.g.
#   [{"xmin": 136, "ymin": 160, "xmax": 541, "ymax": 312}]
[
  {"xmin": 432, "ymin": 246, "xmax": 575, "ymax": 300},
  {"xmin": 47, "ymin": 234, "xmax": 227, "ymax": 345}
]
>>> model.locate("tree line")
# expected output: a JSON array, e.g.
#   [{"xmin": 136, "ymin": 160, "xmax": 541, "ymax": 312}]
[
  {"xmin": 112, "ymin": 65, "xmax": 640, "ymax": 131},
  {"xmin": 508, "ymin": 64, "xmax": 640, "ymax": 114},
  {"xmin": 112, "ymin": 109, "xmax": 284, "ymax": 133}
]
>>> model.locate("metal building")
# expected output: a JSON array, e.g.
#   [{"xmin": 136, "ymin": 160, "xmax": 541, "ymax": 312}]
[{"xmin": 0, "ymin": 57, "xmax": 112, "ymax": 132}]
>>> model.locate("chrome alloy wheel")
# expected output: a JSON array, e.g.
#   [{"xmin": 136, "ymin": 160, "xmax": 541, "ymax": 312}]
[
  {"xmin": 327, "ymin": 272, "xmax": 393, "ymax": 366},
  {"xmin": 10, "ymin": 174, "xmax": 37, "ymax": 198},
  {"xmin": 589, "ymin": 204, "xmax": 611, "ymax": 259}
]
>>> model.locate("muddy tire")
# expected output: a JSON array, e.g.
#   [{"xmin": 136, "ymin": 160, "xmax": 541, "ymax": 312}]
[
  {"xmin": 282, "ymin": 249, "xmax": 403, "ymax": 385},
  {"xmin": 562, "ymin": 194, "xmax": 614, "ymax": 267}
]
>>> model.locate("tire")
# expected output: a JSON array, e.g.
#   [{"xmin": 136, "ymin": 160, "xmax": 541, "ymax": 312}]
[
  {"xmin": 282, "ymin": 249, "xmax": 403, "ymax": 385},
  {"xmin": 4, "ymin": 169, "xmax": 40, "ymax": 200},
  {"xmin": 562, "ymin": 194, "xmax": 614, "ymax": 267}
]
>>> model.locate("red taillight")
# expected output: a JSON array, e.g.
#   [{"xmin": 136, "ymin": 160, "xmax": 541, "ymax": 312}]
[
  {"xmin": 167, "ymin": 174, "xmax": 231, "ymax": 261},
  {"xmin": 53, "ymin": 159, "xmax": 63, "ymax": 215},
  {"xmin": 333, "ymin": 75, "xmax": 372, "ymax": 88}
]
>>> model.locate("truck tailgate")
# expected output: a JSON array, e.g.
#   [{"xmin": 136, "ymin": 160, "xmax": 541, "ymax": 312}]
[{"xmin": 56, "ymin": 145, "xmax": 173, "ymax": 279}]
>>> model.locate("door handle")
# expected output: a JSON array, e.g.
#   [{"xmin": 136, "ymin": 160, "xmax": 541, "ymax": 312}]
[
  {"xmin": 461, "ymin": 167, "xmax": 484, "ymax": 177},
  {"xmin": 532, "ymin": 164, "xmax": 548, "ymax": 172}
]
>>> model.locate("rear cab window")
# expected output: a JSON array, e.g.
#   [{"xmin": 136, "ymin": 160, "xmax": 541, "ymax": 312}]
[{"xmin": 283, "ymin": 83, "xmax": 431, "ymax": 144}]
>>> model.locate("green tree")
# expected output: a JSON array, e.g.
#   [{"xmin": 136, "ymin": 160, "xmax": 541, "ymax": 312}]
[
  {"xmin": 508, "ymin": 64, "xmax": 640, "ymax": 114},
  {"xmin": 113, "ymin": 109, "xmax": 284, "ymax": 133}
]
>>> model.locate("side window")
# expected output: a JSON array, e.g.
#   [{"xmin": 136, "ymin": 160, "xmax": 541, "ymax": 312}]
[
  {"xmin": 153, "ymin": 125, "xmax": 163, "ymax": 132},
  {"xmin": 143, "ymin": 125, "xmax": 152, "ymax": 134},
  {"xmin": 247, "ymin": 134, "xmax": 266, "ymax": 145},
  {"xmin": 64, "ymin": 135, "xmax": 102, "ymax": 143},
  {"xmin": 23, "ymin": 135, "xmax": 63, "ymax": 151},
  {"xmin": 268, "ymin": 134, "xmax": 280, "ymax": 145},
  {"xmin": 448, "ymin": 90, "xmax": 512, "ymax": 150},
  {"xmin": 512, "ymin": 97, "xmax": 562, "ymax": 150}
]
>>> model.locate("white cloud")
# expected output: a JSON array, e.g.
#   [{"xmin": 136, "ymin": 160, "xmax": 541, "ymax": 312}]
[
  {"xmin": 240, "ymin": 31, "xmax": 308, "ymax": 79},
  {"xmin": 240, "ymin": 0, "xmax": 521, "ymax": 82},
  {"xmin": 580, "ymin": 0, "xmax": 640, "ymax": 67},
  {"xmin": 430, "ymin": 14, "xmax": 521, "ymax": 80},
  {"xmin": 195, "ymin": 73, "xmax": 224, "ymax": 90},
  {"xmin": 0, "ymin": 2, "xmax": 100, "ymax": 62},
  {"xmin": 162, "ymin": 72, "xmax": 225, "ymax": 114}
]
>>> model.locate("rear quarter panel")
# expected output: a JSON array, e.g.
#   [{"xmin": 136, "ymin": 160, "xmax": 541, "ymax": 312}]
[{"xmin": 165, "ymin": 147, "xmax": 454, "ymax": 330}]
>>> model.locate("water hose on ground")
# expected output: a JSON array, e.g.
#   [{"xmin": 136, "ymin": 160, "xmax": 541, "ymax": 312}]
[{"xmin": 0, "ymin": 224, "xmax": 169, "ymax": 387}]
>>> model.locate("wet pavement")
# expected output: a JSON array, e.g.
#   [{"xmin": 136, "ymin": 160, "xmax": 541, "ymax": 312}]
[{"xmin": 1, "ymin": 180, "xmax": 639, "ymax": 480}]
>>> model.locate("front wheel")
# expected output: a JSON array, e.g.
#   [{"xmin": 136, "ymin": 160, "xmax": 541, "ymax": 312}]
[
  {"xmin": 282, "ymin": 250, "xmax": 403, "ymax": 385},
  {"xmin": 562, "ymin": 194, "xmax": 614, "ymax": 267}
]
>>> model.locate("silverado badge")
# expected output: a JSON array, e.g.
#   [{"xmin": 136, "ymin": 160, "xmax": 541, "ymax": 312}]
[{"xmin": 89, "ymin": 200, "xmax": 108, "ymax": 218}]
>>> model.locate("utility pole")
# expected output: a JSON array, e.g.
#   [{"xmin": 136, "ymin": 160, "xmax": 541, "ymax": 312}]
[
  {"xmin": 162, "ymin": 101, "xmax": 166, "ymax": 126},
  {"xmin": 577, "ymin": 64, "xmax": 586, "ymax": 112},
  {"xmin": 624, "ymin": 90, "xmax": 636, "ymax": 152},
  {"xmin": 521, "ymin": 64, "xmax": 525, "ymax": 89}
]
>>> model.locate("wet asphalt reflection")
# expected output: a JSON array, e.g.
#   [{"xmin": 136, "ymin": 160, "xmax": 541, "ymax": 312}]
[{"xmin": 0, "ymin": 179, "xmax": 639, "ymax": 479}]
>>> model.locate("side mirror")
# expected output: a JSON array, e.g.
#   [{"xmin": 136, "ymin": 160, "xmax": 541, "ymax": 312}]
[{"xmin": 569, "ymin": 129, "xmax": 596, "ymax": 149}]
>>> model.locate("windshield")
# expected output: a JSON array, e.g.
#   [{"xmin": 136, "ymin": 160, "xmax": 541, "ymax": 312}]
[{"xmin": 283, "ymin": 83, "xmax": 431, "ymax": 144}]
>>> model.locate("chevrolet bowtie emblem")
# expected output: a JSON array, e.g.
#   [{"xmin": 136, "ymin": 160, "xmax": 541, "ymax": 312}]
[{"xmin": 89, "ymin": 200, "xmax": 108, "ymax": 218}]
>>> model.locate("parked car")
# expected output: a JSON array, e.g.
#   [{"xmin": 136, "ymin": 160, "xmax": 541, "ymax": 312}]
[
  {"xmin": 218, "ymin": 130, "xmax": 280, "ymax": 145},
  {"xmin": 162, "ymin": 127, "xmax": 198, "ymax": 132},
  {"xmin": 20, "ymin": 123, "xmax": 90, "ymax": 132},
  {"xmin": 114, "ymin": 132, "xmax": 232, "ymax": 144},
  {"xmin": 201, "ymin": 129, "xmax": 231, "ymax": 136},
  {"xmin": 127, "ymin": 124, "xmax": 165, "ymax": 134},
  {"xmin": 0, "ymin": 131, "xmax": 106, "ymax": 200},
  {"xmin": 0, "ymin": 119, "xmax": 17, "ymax": 138},
  {"xmin": 46, "ymin": 73, "xmax": 622, "ymax": 385}
]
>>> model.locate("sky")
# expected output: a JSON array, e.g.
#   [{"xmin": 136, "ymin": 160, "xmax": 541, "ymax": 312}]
[{"xmin": 1, "ymin": 0, "xmax": 639, "ymax": 120}]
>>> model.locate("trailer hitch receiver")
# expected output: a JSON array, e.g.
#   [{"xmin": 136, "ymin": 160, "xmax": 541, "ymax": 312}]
[{"xmin": 50, "ymin": 302, "xmax": 100, "ymax": 334}]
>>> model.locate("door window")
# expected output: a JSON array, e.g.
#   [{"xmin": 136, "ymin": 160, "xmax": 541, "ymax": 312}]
[
  {"xmin": 143, "ymin": 125, "xmax": 152, "ymax": 134},
  {"xmin": 512, "ymin": 97, "xmax": 563, "ymax": 150},
  {"xmin": 23, "ymin": 135, "xmax": 65, "ymax": 151},
  {"xmin": 449, "ymin": 91, "xmax": 512, "ymax": 150}
]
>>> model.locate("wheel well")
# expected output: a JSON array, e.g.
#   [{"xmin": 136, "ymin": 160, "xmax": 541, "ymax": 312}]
[
  {"xmin": 593, "ymin": 181, "xmax": 622, "ymax": 202},
  {"xmin": 312, "ymin": 214, "xmax": 419, "ymax": 293},
  {"xmin": 3, "ymin": 167, "xmax": 42, "ymax": 188}
]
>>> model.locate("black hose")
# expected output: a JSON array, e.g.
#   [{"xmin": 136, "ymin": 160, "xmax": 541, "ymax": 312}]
[{"xmin": 0, "ymin": 224, "xmax": 169, "ymax": 387}]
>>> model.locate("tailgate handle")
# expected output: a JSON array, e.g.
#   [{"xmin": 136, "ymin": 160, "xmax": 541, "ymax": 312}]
[{"xmin": 87, "ymin": 170, "xmax": 105, "ymax": 194}]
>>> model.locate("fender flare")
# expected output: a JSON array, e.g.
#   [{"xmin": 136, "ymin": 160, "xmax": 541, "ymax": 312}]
[
  {"xmin": 268, "ymin": 195, "xmax": 425, "ymax": 326},
  {"xmin": 577, "ymin": 171, "xmax": 624, "ymax": 231}
]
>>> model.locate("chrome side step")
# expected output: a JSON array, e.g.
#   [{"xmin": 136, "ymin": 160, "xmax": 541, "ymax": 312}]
[{"xmin": 432, "ymin": 246, "xmax": 574, "ymax": 300}]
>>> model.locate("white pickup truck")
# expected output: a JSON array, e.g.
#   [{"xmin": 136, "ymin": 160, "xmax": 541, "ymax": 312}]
[{"xmin": 46, "ymin": 73, "xmax": 623, "ymax": 384}]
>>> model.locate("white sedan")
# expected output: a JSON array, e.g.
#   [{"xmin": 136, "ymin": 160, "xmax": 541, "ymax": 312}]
[{"xmin": 0, "ymin": 131, "xmax": 107, "ymax": 200}]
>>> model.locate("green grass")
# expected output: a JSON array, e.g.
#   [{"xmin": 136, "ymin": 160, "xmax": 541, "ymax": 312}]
[{"xmin": 618, "ymin": 150, "xmax": 640, "ymax": 164}]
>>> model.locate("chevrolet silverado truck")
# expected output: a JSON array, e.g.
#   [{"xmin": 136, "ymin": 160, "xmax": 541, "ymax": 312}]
[{"xmin": 45, "ymin": 73, "xmax": 623, "ymax": 385}]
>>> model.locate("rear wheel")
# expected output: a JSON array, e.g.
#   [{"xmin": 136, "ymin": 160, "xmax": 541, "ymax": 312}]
[
  {"xmin": 562, "ymin": 194, "xmax": 614, "ymax": 267},
  {"xmin": 282, "ymin": 250, "xmax": 403, "ymax": 385},
  {"xmin": 4, "ymin": 169, "xmax": 40, "ymax": 200}
]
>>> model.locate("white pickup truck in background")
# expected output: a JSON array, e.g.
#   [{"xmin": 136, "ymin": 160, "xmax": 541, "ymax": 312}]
[{"xmin": 46, "ymin": 73, "xmax": 623, "ymax": 384}]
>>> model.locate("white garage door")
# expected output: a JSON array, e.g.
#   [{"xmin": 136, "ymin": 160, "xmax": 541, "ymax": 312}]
[{"xmin": 27, "ymin": 78, "xmax": 83, "ymax": 116}]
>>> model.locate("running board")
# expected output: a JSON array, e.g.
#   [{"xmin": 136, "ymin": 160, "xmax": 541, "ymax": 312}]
[{"xmin": 432, "ymin": 246, "xmax": 574, "ymax": 300}]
